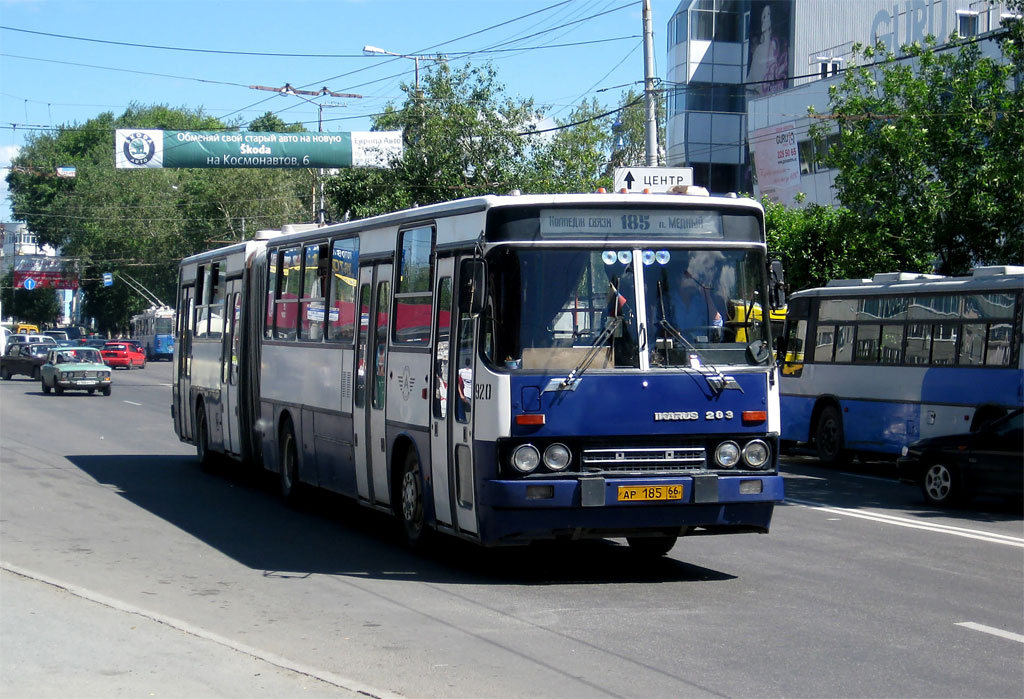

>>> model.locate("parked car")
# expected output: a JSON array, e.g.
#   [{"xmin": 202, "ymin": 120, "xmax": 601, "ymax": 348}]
[
  {"xmin": 1, "ymin": 343, "xmax": 51, "ymax": 380},
  {"xmin": 40, "ymin": 348, "xmax": 112, "ymax": 396},
  {"xmin": 7, "ymin": 333, "xmax": 58, "ymax": 348},
  {"xmin": 101, "ymin": 341, "xmax": 147, "ymax": 369},
  {"xmin": 897, "ymin": 408, "xmax": 1023, "ymax": 506}
]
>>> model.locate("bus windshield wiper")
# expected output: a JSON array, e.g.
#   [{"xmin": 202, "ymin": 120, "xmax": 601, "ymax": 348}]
[
  {"xmin": 656, "ymin": 281, "xmax": 740, "ymax": 395},
  {"xmin": 559, "ymin": 314, "xmax": 622, "ymax": 389}
]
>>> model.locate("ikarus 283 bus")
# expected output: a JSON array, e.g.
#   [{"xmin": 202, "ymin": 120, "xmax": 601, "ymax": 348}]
[{"xmin": 173, "ymin": 190, "xmax": 787, "ymax": 554}]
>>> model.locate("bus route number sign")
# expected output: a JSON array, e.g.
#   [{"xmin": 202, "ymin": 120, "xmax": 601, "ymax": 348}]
[{"xmin": 617, "ymin": 484, "xmax": 683, "ymax": 502}]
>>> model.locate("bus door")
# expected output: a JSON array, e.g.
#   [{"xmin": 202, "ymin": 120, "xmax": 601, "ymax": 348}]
[
  {"xmin": 429, "ymin": 257, "xmax": 479, "ymax": 535},
  {"xmin": 353, "ymin": 262, "xmax": 392, "ymax": 505},
  {"xmin": 176, "ymin": 283, "xmax": 195, "ymax": 441},
  {"xmin": 221, "ymin": 284, "xmax": 242, "ymax": 455}
]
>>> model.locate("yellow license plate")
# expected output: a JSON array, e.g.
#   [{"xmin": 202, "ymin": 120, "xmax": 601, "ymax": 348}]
[{"xmin": 617, "ymin": 485, "xmax": 683, "ymax": 502}]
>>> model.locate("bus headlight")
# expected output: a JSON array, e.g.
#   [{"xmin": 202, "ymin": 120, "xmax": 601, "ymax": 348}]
[
  {"xmin": 543, "ymin": 443, "xmax": 571, "ymax": 471},
  {"xmin": 714, "ymin": 441, "xmax": 740, "ymax": 468},
  {"xmin": 511, "ymin": 444, "xmax": 541, "ymax": 473},
  {"xmin": 742, "ymin": 439, "xmax": 770, "ymax": 469}
]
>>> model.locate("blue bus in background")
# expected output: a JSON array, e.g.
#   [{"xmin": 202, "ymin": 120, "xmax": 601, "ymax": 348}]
[
  {"xmin": 779, "ymin": 266, "xmax": 1023, "ymax": 463},
  {"xmin": 131, "ymin": 306, "xmax": 175, "ymax": 360},
  {"xmin": 174, "ymin": 190, "xmax": 787, "ymax": 555}
]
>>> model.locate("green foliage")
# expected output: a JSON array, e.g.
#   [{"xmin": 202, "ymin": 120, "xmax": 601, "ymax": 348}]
[
  {"xmin": 0, "ymin": 272, "xmax": 61, "ymax": 326},
  {"xmin": 247, "ymin": 112, "xmax": 304, "ymax": 133},
  {"xmin": 809, "ymin": 19, "xmax": 1024, "ymax": 275}
]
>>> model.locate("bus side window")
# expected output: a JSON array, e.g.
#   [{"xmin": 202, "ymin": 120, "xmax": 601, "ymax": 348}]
[
  {"xmin": 354, "ymin": 284, "xmax": 371, "ymax": 409},
  {"xmin": 782, "ymin": 319, "xmax": 806, "ymax": 376}
]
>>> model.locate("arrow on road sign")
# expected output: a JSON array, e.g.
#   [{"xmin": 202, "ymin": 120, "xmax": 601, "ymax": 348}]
[
  {"xmin": 623, "ymin": 171, "xmax": 635, "ymax": 190},
  {"xmin": 22, "ymin": 277, "xmax": 37, "ymax": 291}
]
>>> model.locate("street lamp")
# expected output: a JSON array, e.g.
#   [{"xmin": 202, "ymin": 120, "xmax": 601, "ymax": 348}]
[{"xmin": 362, "ymin": 45, "xmax": 445, "ymax": 94}]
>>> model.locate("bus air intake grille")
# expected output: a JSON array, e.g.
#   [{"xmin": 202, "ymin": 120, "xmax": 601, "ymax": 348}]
[{"xmin": 581, "ymin": 446, "xmax": 707, "ymax": 473}]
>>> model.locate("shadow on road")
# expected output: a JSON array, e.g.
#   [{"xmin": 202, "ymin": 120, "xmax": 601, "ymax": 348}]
[{"xmin": 67, "ymin": 454, "xmax": 736, "ymax": 586}]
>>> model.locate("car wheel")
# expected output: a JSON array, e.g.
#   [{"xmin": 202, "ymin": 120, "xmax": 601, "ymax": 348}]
[
  {"xmin": 87, "ymin": 388, "xmax": 95, "ymax": 395},
  {"xmin": 1, "ymin": 367, "xmax": 9, "ymax": 380},
  {"xmin": 279, "ymin": 419, "xmax": 302, "ymax": 503},
  {"xmin": 102, "ymin": 385, "xmax": 111, "ymax": 396},
  {"xmin": 922, "ymin": 461, "xmax": 963, "ymax": 506},
  {"xmin": 42, "ymin": 381, "xmax": 51, "ymax": 394},
  {"xmin": 195, "ymin": 404, "xmax": 214, "ymax": 471},
  {"xmin": 55, "ymin": 385, "xmax": 64, "ymax": 395},
  {"xmin": 31, "ymin": 366, "xmax": 41, "ymax": 380},
  {"xmin": 626, "ymin": 535, "xmax": 679, "ymax": 557},
  {"xmin": 815, "ymin": 405, "xmax": 848, "ymax": 466}
]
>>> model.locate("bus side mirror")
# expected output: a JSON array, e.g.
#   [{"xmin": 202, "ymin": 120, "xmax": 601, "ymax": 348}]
[
  {"xmin": 458, "ymin": 259, "xmax": 487, "ymax": 317},
  {"xmin": 769, "ymin": 259, "xmax": 786, "ymax": 309}
]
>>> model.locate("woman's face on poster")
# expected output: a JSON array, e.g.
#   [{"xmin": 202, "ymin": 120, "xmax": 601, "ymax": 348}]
[{"xmin": 760, "ymin": 5, "xmax": 772, "ymax": 38}]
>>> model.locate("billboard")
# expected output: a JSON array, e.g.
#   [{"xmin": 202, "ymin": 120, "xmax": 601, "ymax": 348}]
[
  {"xmin": 14, "ymin": 257, "xmax": 79, "ymax": 290},
  {"xmin": 746, "ymin": 0, "xmax": 793, "ymax": 96},
  {"xmin": 115, "ymin": 130, "xmax": 403, "ymax": 169},
  {"xmin": 751, "ymin": 122, "xmax": 801, "ymax": 205}
]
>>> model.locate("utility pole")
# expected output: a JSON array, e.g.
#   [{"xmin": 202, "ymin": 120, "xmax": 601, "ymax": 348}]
[
  {"xmin": 643, "ymin": 0, "xmax": 659, "ymax": 166},
  {"xmin": 248, "ymin": 84, "xmax": 362, "ymax": 225}
]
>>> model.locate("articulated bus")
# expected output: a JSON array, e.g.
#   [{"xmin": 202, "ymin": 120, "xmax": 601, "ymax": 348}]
[
  {"xmin": 173, "ymin": 192, "xmax": 787, "ymax": 553},
  {"xmin": 130, "ymin": 306, "xmax": 176, "ymax": 360},
  {"xmin": 779, "ymin": 266, "xmax": 1023, "ymax": 463}
]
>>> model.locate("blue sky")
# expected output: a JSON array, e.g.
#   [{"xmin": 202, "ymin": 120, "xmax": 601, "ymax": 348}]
[{"xmin": 1, "ymin": 0, "xmax": 679, "ymax": 221}]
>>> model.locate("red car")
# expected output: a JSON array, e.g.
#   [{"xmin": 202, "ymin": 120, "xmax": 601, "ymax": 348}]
[{"xmin": 101, "ymin": 341, "xmax": 147, "ymax": 369}]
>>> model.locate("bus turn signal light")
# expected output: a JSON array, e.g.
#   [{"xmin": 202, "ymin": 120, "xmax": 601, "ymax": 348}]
[
  {"xmin": 515, "ymin": 414, "xmax": 546, "ymax": 426},
  {"xmin": 742, "ymin": 410, "xmax": 767, "ymax": 424}
]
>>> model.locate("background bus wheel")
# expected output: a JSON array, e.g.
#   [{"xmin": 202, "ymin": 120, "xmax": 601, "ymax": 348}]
[
  {"xmin": 922, "ymin": 461, "xmax": 962, "ymax": 506},
  {"xmin": 399, "ymin": 450, "xmax": 428, "ymax": 550},
  {"xmin": 279, "ymin": 421, "xmax": 302, "ymax": 503},
  {"xmin": 815, "ymin": 405, "xmax": 847, "ymax": 465},
  {"xmin": 195, "ymin": 405, "xmax": 214, "ymax": 471},
  {"xmin": 626, "ymin": 535, "xmax": 678, "ymax": 557}
]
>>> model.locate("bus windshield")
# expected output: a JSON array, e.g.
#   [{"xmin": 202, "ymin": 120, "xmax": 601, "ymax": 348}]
[{"xmin": 485, "ymin": 246, "xmax": 771, "ymax": 371}]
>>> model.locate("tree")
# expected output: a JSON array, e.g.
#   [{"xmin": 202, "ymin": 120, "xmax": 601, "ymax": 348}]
[{"xmin": 809, "ymin": 14, "xmax": 1024, "ymax": 275}]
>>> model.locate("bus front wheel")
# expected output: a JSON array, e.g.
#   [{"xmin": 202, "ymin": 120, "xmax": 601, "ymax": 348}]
[
  {"xmin": 195, "ymin": 404, "xmax": 213, "ymax": 471},
  {"xmin": 626, "ymin": 535, "xmax": 679, "ymax": 556},
  {"xmin": 815, "ymin": 405, "xmax": 847, "ymax": 466},
  {"xmin": 399, "ymin": 450, "xmax": 429, "ymax": 551},
  {"xmin": 279, "ymin": 420, "xmax": 302, "ymax": 504}
]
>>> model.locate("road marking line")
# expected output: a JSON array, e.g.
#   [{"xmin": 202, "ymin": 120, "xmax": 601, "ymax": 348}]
[
  {"xmin": 956, "ymin": 622, "xmax": 1024, "ymax": 643},
  {"xmin": 786, "ymin": 498, "xmax": 1024, "ymax": 548},
  {"xmin": 1, "ymin": 561, "xmax": 400, "ymax": 699},
  {"xmin": 123, "ymin": 400, "xmax": 142, "ymax": 406}
]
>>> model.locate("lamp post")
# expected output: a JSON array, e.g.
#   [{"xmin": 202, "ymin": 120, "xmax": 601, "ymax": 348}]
[
  {"xmin": 363, "ymin": 45, "xmax": 447, "ymax": 96},
  {"xmin": 248, "ymin": 83, "xmax": 362, "ymax": 225}
]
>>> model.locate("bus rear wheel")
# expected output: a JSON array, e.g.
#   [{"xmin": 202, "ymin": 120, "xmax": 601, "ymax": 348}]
[
  {"xmin": 195, "ymin": 404, "xmax": 213, "ymax": 471},
  {"xmin": 279, "ymin": 420, "xmax": 302, "ymax": 504},
  {"xmin": 815, "ymin": 405, "xmax": 847, "ymax": 466},
  {"xmin": 399, "ymin": 450, "xmax": 429, "ymax": 551}
]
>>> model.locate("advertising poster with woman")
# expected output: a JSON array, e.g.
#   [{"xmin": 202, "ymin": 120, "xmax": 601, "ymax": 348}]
[{"xmin": 746, "ymin": 0, "xmax": 792, "ymax": 96}]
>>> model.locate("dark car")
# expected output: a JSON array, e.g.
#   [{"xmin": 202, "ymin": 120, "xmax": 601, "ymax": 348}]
[
  {"xmin": 897, "ymin": 408, "xmax": 1023, "ymax": 506},
  {"xmin": 1, "ymin": 343, "xmax": 51, "ymax": 380}
]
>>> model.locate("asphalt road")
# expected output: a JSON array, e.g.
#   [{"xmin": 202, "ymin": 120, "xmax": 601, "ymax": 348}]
[{"xmin": 1, "ymin": 362, "xmax": 1022, "ymax": 698}]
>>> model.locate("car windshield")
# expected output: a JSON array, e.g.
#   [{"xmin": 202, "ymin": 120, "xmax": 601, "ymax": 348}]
[{"xmin": 484, "ymin": 245, "xmax": 772, "ymax": 371}]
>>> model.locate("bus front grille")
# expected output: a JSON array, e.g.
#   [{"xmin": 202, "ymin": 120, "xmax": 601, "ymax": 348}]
[{"xmin": 581, "ymin": 445, "xmax": 707, "ymax": 474}]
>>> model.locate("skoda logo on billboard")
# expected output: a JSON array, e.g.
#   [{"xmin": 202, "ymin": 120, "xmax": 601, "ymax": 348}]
[{"xmin": 123, "ymin": 132, "xmax": 156, "ymax": 166}]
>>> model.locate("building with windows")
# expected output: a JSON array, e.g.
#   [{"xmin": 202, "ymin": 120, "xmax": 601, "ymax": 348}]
[
  {"xmin": 1, "ymin": 221, "xmax": 77, "ymax": 325},
  {"xmin": 665, "ymin": 0, "xmax": 1016, "ymax": 204}
]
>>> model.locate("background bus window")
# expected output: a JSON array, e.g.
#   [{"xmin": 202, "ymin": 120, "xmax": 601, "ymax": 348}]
[
  {"xmin": 782, "ymin": 318, "xmax": 806, "ymax": 376},
  {"xmin": 455, "ymin": 311, "xmax": 474, "ymax": 424},
  {"xmin": 905, "ymin": 323, "xmax": 931, "ymax": 364},
  {"xmin": 833, "ymin": 325, "xmax": 854, "ymax": 362},
  {"xmin": 327, "ymin": 238, "xmax": 359, "ymax": 343},
  {"xmin": 855, "ymin": 324, "xmax": 880, "ymax": 362},
  {"xmin": 814, "ymin": 325, "xmax": 835, "ymax": 362},
  {"xmin": 207, "ymin": 262, "xmax": 224, "ymax": 339},
  {"xmin": 931, "ymin": 323, "xmax": 958, "ymax": 365},
  {"xmin": 880, "ymin": 325, "xmax": 903, "ymax": 364},
  {"xmin": 986, "ymin": 323, "xmax": 1013, "ymax": 365},
  {"xmin": 372, "ymin": 281, "xmax": 390, "ymax": 410}
]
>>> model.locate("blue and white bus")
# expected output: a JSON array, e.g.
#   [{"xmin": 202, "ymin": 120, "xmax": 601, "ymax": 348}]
[
  {"xmin": 173, "ymin": 191, "xmax": 786, "ymax": 554},
  {"xmin": 130, "ymin": 306, "xmax": 176, "ymax": 360},
  {"xmin": 779, "ymin": 266, "xmax": 1023, "ymax": 463}
]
